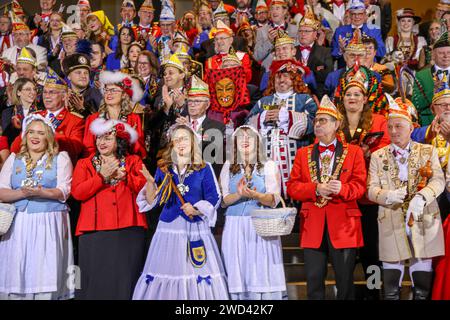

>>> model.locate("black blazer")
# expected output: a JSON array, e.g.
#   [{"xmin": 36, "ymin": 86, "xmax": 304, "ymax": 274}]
[
  {"xmin": 296, "ymin": 43, "xmax": 333, "ymax": 99},
  {"xmin": 1, "ymin": 106, "xmax": 20, "ymax": 146},
  {"xmin": 199, "ymin": 117, "xmax": 226, "ymax": 178}
]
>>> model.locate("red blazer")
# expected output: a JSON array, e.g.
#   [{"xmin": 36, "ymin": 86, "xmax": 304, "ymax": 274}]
[
  {"xmin": 366, "ymin": 114, "xmax": 390, "ymax": 153},
  {"xmin": 286, "ymin": 141, "xmax": 367, "ymax": 249},
  {"xmin": 10, "ymin": 108, "xmax": 85, "ymax": 165},
  {"xmin": 72, "ymin": 154, "xmax": 148, "ymax": 236},
  {"xmin": 83, "ymin": 112, "xmax": 146, "ymax": 159},
  {"xmin": 0, "ymin": 136, "xmax": 8, "ymax": 151},
  {"xmin": 205, "ymin": 52, "xmax": 252, "ymax": 83}
]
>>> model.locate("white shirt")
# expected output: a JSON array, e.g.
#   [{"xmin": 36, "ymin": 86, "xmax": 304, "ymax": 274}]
[
  {"xmin": 191, "ymin": 114, "xmax": 206, "ymax": 132},
  {"xmin": 45, "ymin": 108, "xmax": 63, "ymax": 120},
  {"xmin": 435, "ymin": 65, "xmax": 450, "ymax": 81},
  {"xmin": 333, "ymin": 3, "xmax": 346, "ymax": 24},
  {"xmin": 300, "ymin": 44, "xmax": 312, "ymax": 63},
  {"xmin": 392, "ymin": 142, "xmax": 411, "ymax": 182},
  {"xmin": 318, "ymin": 139, "xmax": 337, "ymax": 176},
  {"xmin": 0, "ymin": 152, "xmax": 73, "ymax": 202}
]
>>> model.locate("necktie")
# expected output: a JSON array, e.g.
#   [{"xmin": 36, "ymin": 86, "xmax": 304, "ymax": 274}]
[
  {"xmin": 437, "ymin": 69, "xmax": 449, "ymax": 76},
  {"xmin": 48, "ymin": 113, "xmax": 57, "ymax": 129},
  {"xmin": 319, "ymin": 144, "xmax": 336, "ymax": 153},
  {"xmin": 300, "ymin": 46, "xmax": 312, "ymax": 52},
  {"xmin": 192, "ymin": 119, "xmax": 198, "ymax": 132}
]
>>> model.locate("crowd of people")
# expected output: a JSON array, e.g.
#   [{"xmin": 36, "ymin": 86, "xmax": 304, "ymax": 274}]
[{"xmin": 0, "ymin": 0, "xmax": 449, "ymax": 301}]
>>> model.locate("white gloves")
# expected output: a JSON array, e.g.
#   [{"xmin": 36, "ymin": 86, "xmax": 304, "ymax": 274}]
[
  {"xmin": 407, "ymin": 195, "xmax": 426, "ymax": 222},
  {"xmin": 386, "ymin": 187, "xmax": 407, "ymax": 205}
]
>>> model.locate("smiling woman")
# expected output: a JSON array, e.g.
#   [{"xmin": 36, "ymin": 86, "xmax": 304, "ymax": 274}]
[{"xmin": 0, "ymin": 115, "xmax": 74, "ymax": 300}]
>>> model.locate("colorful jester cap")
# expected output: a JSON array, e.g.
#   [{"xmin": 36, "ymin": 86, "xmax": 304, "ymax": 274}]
[
  {"xmin": 162, "ymin": 53, "xmax": 186, "ymax": 73},
  {"xmin": 17, "ymin": 47, "xmax": 37, "ymax": 68},
  {"xmin": 433, "ymin": 73, "xmax": 450, "ymax": 103},
  {"xmin": 317, "ymin": 94, "xmax": 343, "ymax": 120},
  {"xmin": 188, "ymin": 75, "xmax": 210, "ymax": 98},
  {"xmin": 298, "ymin": 5, "xmax": 321, "ymax": 30},
  {"xmin": 160, "ymin": 0, "xmax": 175, "ymax": 22},
  {"xmin": 345, "ymin": 28, "xmax": 366, "ymax": 55},
  {"xmin": 386, "ymin": 93, "xmax": 412, "ymax": 123}
]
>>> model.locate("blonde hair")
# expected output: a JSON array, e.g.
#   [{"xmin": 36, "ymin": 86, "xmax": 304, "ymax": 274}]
[
  {"xmin": 158, "ymin": 125, "xmax": 205, "ymax": 171},
  {"xmin": 18, "ymin": 119, "xmax": 59, "ymax": 169}
]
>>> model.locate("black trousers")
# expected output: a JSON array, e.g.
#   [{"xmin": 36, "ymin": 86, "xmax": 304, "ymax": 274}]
[
  {"xmin": 75, "ymin": 227, "xmax": 146, "ymax": 300},
  {"xmin": 304, "ymin": 224, "xmax": 357, "ymax": 300}
]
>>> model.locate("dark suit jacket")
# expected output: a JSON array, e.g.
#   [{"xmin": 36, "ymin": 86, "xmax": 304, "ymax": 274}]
[
  {"xmin": 197, "ymin": 36, "xmax": 248, "ymax": 65},
  {"xmin": 1, "ymin": 106, "xmax": 20, "ymax": 146},
  {"xmin": 199, "ymin": 117, "xmax": 225, "ymax": 178},
  {"xmin": 296, "ymin": 43, "xmax": 334, "ymax": 99}
]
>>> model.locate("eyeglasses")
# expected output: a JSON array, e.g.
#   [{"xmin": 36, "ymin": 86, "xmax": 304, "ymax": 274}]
[
  {"xmin": 313, "ymin": 117, "xmax": 334, "ymax": 126},
  {"xmin": 104, "ymin": 88, "xmax": 123, "ymax": 94},
  {"xmin": 187, "ymin": 100, "xmax": 209, "ymax": 105},
  {"xmin": 215, "ymin": 36, "xmax": 231, "ymax": 42},
  {"xmin": 21, "ymin": 88, "xmax": 37, "ymax": 93},
  {"xmin": 43, "ymin": 90, "xmax": 62, "ymax": 95},
  {"xmin": 137, "ymin": 61, "xmax": 150, "ymax": 66},
  {"xmin": 298, "ymin": 29, "xmax": 315, "ymax": 34},
  {"xmin": 434, "ymin": 103, "xmax": 450, "ymax": 109}
]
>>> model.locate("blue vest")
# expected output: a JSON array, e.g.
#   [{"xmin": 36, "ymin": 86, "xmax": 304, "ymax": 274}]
[
  {"xmin": 225, "ymin": 168, "xmax": 266, "ymax": 216},
  {"xmin": 11, "ymin": 155, "xmax": 67, "ymax": 214},
  {"xmin": 155, "ymin": 165, "xmax": 221, "ymax": 224}
]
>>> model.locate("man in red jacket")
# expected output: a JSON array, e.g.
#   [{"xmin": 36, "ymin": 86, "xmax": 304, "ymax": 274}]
[
  {"xmin": 286, "ymin": 94, "xmax": 367, "ymax": 300},
  {"xmin": 10, "ymin": 68, "xmax": 85, "ymax": 165}
]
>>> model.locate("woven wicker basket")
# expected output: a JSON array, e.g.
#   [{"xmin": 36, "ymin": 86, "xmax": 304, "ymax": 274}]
[
  {"xmin": 250, "ymin": 198, "xmax": 297, "ymax": 237},
  {"xmin": 0, "ymin": 203, "xmax": 16, "ymax": 236}
]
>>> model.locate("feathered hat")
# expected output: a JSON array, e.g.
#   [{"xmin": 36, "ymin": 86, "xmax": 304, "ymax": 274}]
[{"xmin": 90, "ymin": 118, "xmax": 138, "ymax": 144}]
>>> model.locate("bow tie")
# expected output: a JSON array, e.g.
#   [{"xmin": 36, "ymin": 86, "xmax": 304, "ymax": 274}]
[
  {"xmin": 437, "ymin": 69, "xmax": 449, "ymax": 76},
  {"xmin": 300, "ymin": 46, "xmax": 312, "ymax": 52},
  {"xmin": 319, "ymin": 144, "xmax": 335, "ymax": 153}
]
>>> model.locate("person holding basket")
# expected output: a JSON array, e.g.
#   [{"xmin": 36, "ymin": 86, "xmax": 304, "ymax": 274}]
[{"xmin": 219, "ymin": 125, "xmax": 288, "ymax": 300}]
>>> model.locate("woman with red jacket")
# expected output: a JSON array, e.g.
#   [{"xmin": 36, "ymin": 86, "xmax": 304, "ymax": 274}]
[
  {"xmin": 83, "ymin": 71, "xmax": 146, "ymax": 159},
  {"xmin": 336, "ymin": 65, "xmax": 390, "ymax": 300},
  {"xmin": 72, "ymin": 118, "xmax": 148, "ymax": 300}
]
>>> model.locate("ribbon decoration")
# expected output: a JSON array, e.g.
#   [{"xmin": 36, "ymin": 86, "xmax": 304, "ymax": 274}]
[
  {"xmin": 196, "ymin": 275, "xmax": 212, "ymax": 285},
  {"xmin": 145, "ymin": 274, "xmax": 155, "ymax": 284}
]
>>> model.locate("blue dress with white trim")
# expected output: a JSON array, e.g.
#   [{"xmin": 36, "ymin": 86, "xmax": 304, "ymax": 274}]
[{"xmin": 132, "ymin": 163, "xmax": 229, "ymax": 300}]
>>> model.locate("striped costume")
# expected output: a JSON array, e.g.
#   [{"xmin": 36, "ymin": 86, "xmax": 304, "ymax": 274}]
[{"xmin": 246, "ymin": 92, "xmax": 317, "ymax": 198}]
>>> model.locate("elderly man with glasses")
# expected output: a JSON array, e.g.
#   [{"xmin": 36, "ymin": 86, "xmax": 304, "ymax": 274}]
[
  {"xmin": 9, "ymin": 69, "xmax": 85, "ymax": 166},
  {"xmin": 2, "ymin": 17, "xmax": 47, "ymax": 71},
  {"xmin": 331, "ymin": 0, "xmax": 386, "ymax": 69}
]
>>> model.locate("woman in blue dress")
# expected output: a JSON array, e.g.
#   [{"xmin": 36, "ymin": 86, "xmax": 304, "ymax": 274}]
[
  {"xmin": 133, "ymin": 124, "xmax": 229, "ymax": 300},
  {"xmin": 219, "ymin": 125, "xmax": 287, "ymax": 300}
]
